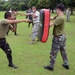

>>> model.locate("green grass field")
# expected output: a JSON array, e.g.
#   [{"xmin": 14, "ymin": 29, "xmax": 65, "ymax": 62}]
[{"xmin": 0, "ymin": 11, "xmax": 75, "ymax": 75}]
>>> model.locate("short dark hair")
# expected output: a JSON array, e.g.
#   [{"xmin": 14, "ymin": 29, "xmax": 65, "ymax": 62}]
[
  {"xmin": 55, "ymin": 3, "xmax": 65, "ymax": 12},
  {"xmin": 32, "ymin": 6, "xmax": 37, "ymax": 9},
  {"xmin": 4, "ymin": 11, "xmax": 12, "ymax": 19}
]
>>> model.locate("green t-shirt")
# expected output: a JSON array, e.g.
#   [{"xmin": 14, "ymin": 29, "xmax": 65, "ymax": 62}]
[
  {"xmin": 0, "ymin": 19, "xmax": 9, "ymax": 38},
  {"xmin": 53, "ymin": 16, "xmax": 65, "ymax": 36}
]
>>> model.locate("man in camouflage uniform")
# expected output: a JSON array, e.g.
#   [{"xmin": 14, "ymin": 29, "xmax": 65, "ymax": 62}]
[
  {"xmin": 12, "ymin": 10, "xmax": 18, "ymax": 35},
  {"xmin": 44, "ymin": 4, "xmax": 69, "ymax": 71},
  {"xmin": 0, "ymin": 11, "xmax": 30, "ymax": 69},
  {"xmin": 66, "ymin": 8, "xmax": 71, "ymax": 22}
]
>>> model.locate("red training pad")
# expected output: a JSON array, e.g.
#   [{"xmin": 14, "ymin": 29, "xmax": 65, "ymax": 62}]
[
  {"xmin": 38, "ymin": 9, "xmax": 50, "ymax": 43},
  {"xmin": 41, "ymin": 9, "xmax": 50, "ymax": 43}
]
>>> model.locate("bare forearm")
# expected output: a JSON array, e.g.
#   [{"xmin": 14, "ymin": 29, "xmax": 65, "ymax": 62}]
[
  {"xmin": 18, "ymin": 12, "xmax": 31, "ymax": 16},
  {"xmin": 50, "ymin": 17, "xmax": 55, "ymax": 20},
  {"xmin": 50, "ymin": 15, "xmax": 58, "ymax": 20},
  {"xmin": 50, "ymin": 22, "xmax": 54, "ymax": 27},
  {"xmin": 7, "ymin": 19, "xmax": 31, "ymax": 24}
]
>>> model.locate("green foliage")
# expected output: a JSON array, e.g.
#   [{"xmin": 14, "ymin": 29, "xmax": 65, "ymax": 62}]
[
  {"xmin": 37, "ymin": 0, "xmax": 50, "ymax": 9},
  {"xmin": 0, "ymin": 0, "xmax": 29, "ymax": 11},
  {"xmin": 61, "ymin": 0, "xmax": 75, "ymax": 7},
  {"xmin": 0, "ymin": 0, "xmax": 75, "ymax": 11},
  {"xmin": 28, "ymin": 0, "xmax": 38, "ymax": 8},
  {"xmin": 3, "ymin": 2, "xmax": 11, "ymax": 10},
  {"xmin": 50, "ymin": 0, "xmax": 62, "ymax": 9}
]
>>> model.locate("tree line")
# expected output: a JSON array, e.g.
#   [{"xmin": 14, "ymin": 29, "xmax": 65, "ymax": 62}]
[{"xmin": 0, "ymin": 0, "xmax": 75, "ymax": 14}]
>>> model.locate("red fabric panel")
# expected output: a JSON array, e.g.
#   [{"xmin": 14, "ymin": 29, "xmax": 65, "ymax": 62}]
[{"xmin": 41, "ymin": 9, "xmax": 50, "ymax": 43}]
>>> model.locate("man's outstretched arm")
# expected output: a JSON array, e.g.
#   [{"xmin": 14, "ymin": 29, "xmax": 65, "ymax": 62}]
[
  {"xmin": 6, "ymin": 19, "xmax": 31, "ymax": 24},
  {"xmin": 18, "ymin": 13, "xmax": 31, "ymax": 16}
]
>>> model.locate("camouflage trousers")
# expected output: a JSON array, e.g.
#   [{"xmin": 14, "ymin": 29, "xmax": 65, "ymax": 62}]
[
  {"xmin": 50, "ymin": 34, "xmax": 69, "ymax": 67},
  {"xmin": 66, "ymin": 15, "xmax": 70, "ymax": 21},
  {"xmin": 31, "ymin": 23, "xmax": 40, "ymax": 41}
]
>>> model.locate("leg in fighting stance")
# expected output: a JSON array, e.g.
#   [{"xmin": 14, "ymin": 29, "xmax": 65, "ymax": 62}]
[
  {"xmin": 28, "ymin": 22, "xmax": 31, "ymax": 27},
  {"xmin": 28, "ymin": 23, "xmax": 40, "ymax": 44},
  {"xmin": 7, "ymin": 29, "xmax": 10, "ymax": 36},
  {"xmin": 13, "ymin": 23, "xmax": 18, "ymax": 35},
  {"xmin": 0, "ymin": 39, "xmax": 18, "ymax": 69},
  {"xmin": 6, "ymin": 25, "xmax": 13, "ymax": 36},
  {"xmin": 44, "ymin": 35, "xmax": 69, "ymax": 71}
]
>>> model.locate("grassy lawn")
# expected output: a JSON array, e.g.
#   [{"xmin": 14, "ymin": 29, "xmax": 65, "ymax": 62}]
[{"xmin": 0, "ymin": 11, "xmax": 75, "ymax": 75}]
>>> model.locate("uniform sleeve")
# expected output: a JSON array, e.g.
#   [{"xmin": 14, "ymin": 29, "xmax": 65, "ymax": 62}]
[
  {"xmin": 54, "ymin": 17, "xmax": 62, "ymax": 26},
  {"xmin": 0, "ymin": 19, "xmax": 8, "ymax": 25}
]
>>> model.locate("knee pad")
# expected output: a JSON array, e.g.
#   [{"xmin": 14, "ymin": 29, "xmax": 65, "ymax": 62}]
[{"xmin": 6, "ymin": 49, "xmax": 12, "ymax": 55}]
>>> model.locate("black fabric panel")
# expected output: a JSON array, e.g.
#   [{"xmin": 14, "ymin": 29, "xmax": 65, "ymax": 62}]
[{"xmin": 38, "ymin": 10, "xmax": 45, "ymax": 41}]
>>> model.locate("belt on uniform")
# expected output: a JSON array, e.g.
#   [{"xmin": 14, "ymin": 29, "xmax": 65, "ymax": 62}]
[
  {"xmin": 54, "ymin": 34, "xmax": 63, "ymax": 37},
  {"xmin": 34, "ymin": 22, "xmax": 39, "ymax": 24},
  {"xmin": 0, "ymin": 38, "xmax": 5, "ymax": 40}
]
